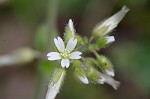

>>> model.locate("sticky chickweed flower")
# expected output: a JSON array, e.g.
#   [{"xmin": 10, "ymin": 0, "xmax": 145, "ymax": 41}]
[
  {"xmin": 46, "ymin": 6, "xmax": 129, "ymax": 99},
  {"xmin": 47, "ymin": 37, "xmax": 82, "ymax": 68}
]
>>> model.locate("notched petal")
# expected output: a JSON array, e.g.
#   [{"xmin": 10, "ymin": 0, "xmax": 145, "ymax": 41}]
[
  {"xmin": 66, "ymin": 38, "xmax": 77, "ymax": 52},
  {"xmin": 54, "ymin": 37, "xmax": 65, "ymax": 52},
  {"xmin": 69, "ymin": 51, "xmax": 82, "ymax": 59},
  {"xmin": 47, "ymin": 52, "xmax": 61, "ymax": 60},
  {"xmin": 61, "ymin": 58, "xmax": 70, "ymax": 68}
]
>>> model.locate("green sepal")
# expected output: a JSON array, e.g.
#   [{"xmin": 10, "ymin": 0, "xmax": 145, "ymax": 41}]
[
  {"xmin": 96, "ymin": 37, "xmax": 107, "ymax": 48},
  {"xmin": 97, "ymin": 55, "xmax": 113, "ymax": 70},
  {"xmin": 82, "ymin": 58, "xmax": 103, "ymax": 83},
  {"xmin": 75, "ymin": 34, "xmax": 89, "ymax": 52},
  {"xmin": 88, "ymin": 44, "xmax": 99, "ymax": 52},
  {"xmin": 85, "ymin": 67, "xmax": 101, "ymax": 83},
  {"xmin": 93, "ymin": 25, "xmax": 109, "ymax": 38}
]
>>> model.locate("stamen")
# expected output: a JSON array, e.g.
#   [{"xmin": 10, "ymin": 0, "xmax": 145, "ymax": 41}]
[{"xmin": 60, "ymin": 49, "xmax": 70, "ymax": 58}]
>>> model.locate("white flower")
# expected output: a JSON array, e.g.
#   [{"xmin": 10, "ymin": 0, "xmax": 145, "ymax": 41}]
[{"xmin": 47, "ymin": 37, "xmax": 82, "ymax": 68}]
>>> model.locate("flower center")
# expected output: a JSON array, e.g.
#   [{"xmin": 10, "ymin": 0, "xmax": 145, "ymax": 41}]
[{"xmin": 60, "ymin": 49, "xmax": 70, "ymax": 58}]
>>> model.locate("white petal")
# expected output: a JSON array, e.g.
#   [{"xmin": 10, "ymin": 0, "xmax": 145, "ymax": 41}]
[
  {"xmin": 47, "ymin": 52, "xmax": 61, "ymax": 60},
  {"xmin": 61, "ymin": 58, "xmax": 70, "ymax": 68},
  {"xmin": 105, "ymin": 36, "xmax": 115, "ymax": 44},
  {"xmin": 102, "ymin": 74, "xmax": 120, "ymax": 90},
  {"xmin": 69, "ymin": 51, "xmax": 82, "ymax": 59},
  {"xmin": 97, "ymin": 76, "xmax": 106, "ymax": 84},
  {"xmin": 66, "ymin": 38, "xmax": 77, "ymax": 52},
  {"xmin": 54, "ymin": 37, "xmax": 65, "ymax": 52},
  {"xmin": 105, "ymin": 69, "xmax": 115, "ymax": 77},
  {"xmin": 68, "ymin": 19, "xmax": 75, "ymax": 37},
  {"xmin": 79, "ymin": 76, "xmax": 89, "ymax": 84}
]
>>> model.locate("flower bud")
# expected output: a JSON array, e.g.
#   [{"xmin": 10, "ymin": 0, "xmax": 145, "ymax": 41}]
[
  {"xmin": 73, "ymin": 60, "xmax": 89, "ymax": 84},
  {"xmin": 49, "ymin": 68, "xmax": 66, "ymax": 87},
  {"xmin": 83, "ymin": 58, "xmax": 105, "ymax": 84},
  {"xmin": 85, "ymin": 66, "xmax": 105, "ymax": 84},
  {"xmin": 93, "ymin": 6, "xmax": 129, "ymax": 37},
  {"xmin": 64, "ymin": 19, "xmax": 75, "ymax": 42},
  {"xmin": 46, "ymin": 68, "xmax": 66, "ymax": 99},
  {"xmin": 97, "ymin": 55, "xmax": 115, "ymax": 77},
  {"xmin": 97, "ymin": 36, "xmax": 115, "ymax": 47},
  {"xmin": 105, "ymin": 36, "xmax": 115, "ymax": 44},
  {"xmin": 74, "ymin": 69, "xmax": 89, "ymax": 84}
]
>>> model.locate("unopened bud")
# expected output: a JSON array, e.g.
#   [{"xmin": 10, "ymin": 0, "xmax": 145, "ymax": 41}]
[
  {"xmin": 49, "ymin": 68, "xmax": 66, "ymax": 86},
  {"xmin": 105, "ymin": 36, "xmax": 115, "ymax": 44},
  {"xmin": 64, "ymin": 19, "xmax": 75, "ymax": 42},
  {"xmin": 73, "ymin": 60, "xmax": 89, "ymax": 84},
  {"xmin": 46, "ymin": 68, "xmax": 66, "ymax": 99},
  {"xmin": 86, "ymin": 66, "xmax": 105, "ymax": 84},
  {"xmin": 97, "ymin": 55, "xmax": 115, "ymax": 77},
  {"xmin": 93, "ymin": 6, "xmax": 129, "ymax": 37},
  {"xmin": 74, "ymin": 67, "xmax": 89, "ymax": 84},
  {"xmin": 97, "ymin": 36, "xmax": 115, "ymax": 48}
]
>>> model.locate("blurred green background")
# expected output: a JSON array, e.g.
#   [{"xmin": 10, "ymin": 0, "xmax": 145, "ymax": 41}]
[{"xmin": 0, "ymin": 0, "xmax": 150, "ymax": 99}]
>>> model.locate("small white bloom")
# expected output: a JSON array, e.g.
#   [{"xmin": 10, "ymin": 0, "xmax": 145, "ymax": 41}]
[
  {"xmin": 105, "ymin": 36, "xmax": 115, "ymax": 44},
  {"xmin": 47, "ymin": 37, "xmax": 82, "ymax": 68},
  {"xmin": 79, "ymin": 76, "xmax": 89, "ymax": 84}
]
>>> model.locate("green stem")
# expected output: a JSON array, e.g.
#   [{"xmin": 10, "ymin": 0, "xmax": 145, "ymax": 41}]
[
  {"xmin": 92, "ymin": 50, "xmax": 100, "ymax": 58},
  {"xmin": 89, "ymin": 36, "xmax": 94, "ymax": 44},
  {"xmin": 46, "ymin": 0, "xmax": 59, "ymax": 51},
  {"xmin": 35, "ymin": 0, "xmax": 59, "ymax": 99}
]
